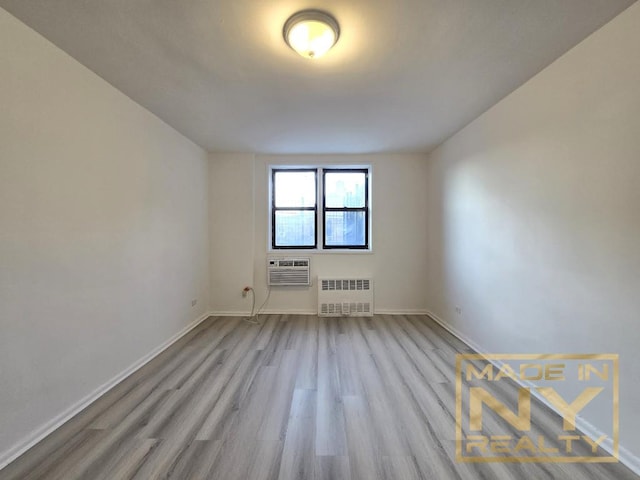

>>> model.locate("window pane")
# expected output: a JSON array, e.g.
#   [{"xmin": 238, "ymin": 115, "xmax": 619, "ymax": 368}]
[
  {"xmin": 325, "ymin": 211, "xmax": 366, "ymax": 247},
  {"xmin": 275, "ymin": 211, "xmax": 315, "ymax": 247},
  {"xmin": 325, "ymin": 172, "xmax": 366, "ymax": 208},
  {"xmin": 274, "ymin": 171, "xmax": 316, "ymax": 207}
]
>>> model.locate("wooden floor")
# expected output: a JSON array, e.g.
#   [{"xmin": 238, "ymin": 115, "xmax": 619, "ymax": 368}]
[{"xmin": 1, "ymin": 315, "xmax": 637, "ymax": 480}]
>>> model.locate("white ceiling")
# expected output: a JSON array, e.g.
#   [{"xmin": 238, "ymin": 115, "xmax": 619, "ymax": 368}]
[{"xmin": 1, "ymin": 0, "xmax": 635, "ymax": 154}]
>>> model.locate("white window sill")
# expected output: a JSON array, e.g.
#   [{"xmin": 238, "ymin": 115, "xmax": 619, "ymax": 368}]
[{"xmin": 268, "ymin": 248, "xmax": 374, "ymax": 255}]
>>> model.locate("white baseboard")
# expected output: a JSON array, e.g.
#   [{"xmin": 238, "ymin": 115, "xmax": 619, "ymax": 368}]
[
  {"xmin": 210, "ymin": 310, "xmax": 316, "ymax": 316},
  {"xmin": 0, "ymin": 311, "xmax": 213, "ymax": 471},
  {"xmin": 375, "ymin": 309, "xmax": 429, "ymax": 315},
  {"xmin": 209, "ymin": 311, "xmax": 254, "ymax": 317},
  {"xmin": 211, "ymin": 309, "xmax": 429, "ymax": 316},
  {"xmin": 258, "ymin": 309, "xmax": 316, "ymax": 315},
  {"xmin": 427, "ymin": 310, "xmax": 640, "ymax": 477},
  {"xmin": 426, "ymin": 310, "xmax": 487, "ymax": 354}
]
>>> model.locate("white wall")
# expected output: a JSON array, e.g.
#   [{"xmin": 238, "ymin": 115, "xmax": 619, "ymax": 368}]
[
  {"xmin": 0, "ymin": 8, "xmax": 209, "ymax": 464},
  {"xmin": 209, "ymin": 153, "xmax": 429, "ymax": 314},
  {"xmin": 425, "ymin": 2, "xmax": 640, "ymax": 463},
  {"xmin": 209, "ymin": 153, "xmax": 256, "ymax": 312}
]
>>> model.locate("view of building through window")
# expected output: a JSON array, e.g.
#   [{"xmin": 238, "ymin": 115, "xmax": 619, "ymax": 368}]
[
  {"xmin": 274, "ymin": 210, "xmax": 315, "ymax": 247},
  {"xmin": 273, "ymin": 170, "xmax": 316, "ymax": 247},
  {"xmin": 271, "ymin": 167, "xmax": 369, "ymax": 249},
  {"xmin": 324, "ymin": 171, "xmax": 366, "ymax": 247}
]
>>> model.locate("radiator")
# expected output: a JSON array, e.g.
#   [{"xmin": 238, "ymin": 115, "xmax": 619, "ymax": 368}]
[{"xmin": 318, "ymin": 278, "xmax": 374, "ymax": 317}]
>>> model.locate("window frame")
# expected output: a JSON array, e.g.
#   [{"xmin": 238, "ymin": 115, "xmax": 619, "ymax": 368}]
[
  {"xmin": 271, "ymin": 168, "xmax": 318, "ymax": 250},
  {"xmin": 269, "ymin": 166, "xmax": 371, "ymax": 252},
  {"xmin": 322, "ymin": 168, "xmax": 370, "ymax": 250}
]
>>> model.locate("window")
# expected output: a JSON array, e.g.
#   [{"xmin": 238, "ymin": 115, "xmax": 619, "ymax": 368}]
[
  {"xmin": 271, "ymin": 167, "xmax": 370, "ymax": 250},
  {"xmin": 323, "ymin": 169, "xmax": 369, "ymax": 249},
  {"xmin": 272, "ymin": 169, "xmax": 317, "ymax": 249}
]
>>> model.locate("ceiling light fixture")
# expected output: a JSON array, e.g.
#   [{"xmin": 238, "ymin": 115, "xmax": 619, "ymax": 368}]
[{"xmin": 283, "ymin": 10, "xmax": 340, "ymax": 59}]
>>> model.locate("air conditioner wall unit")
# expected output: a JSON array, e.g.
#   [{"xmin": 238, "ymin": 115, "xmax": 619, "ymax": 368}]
[
  {"xmin": 318, "ymin": 278, "xmax": 374, "ymax": 316},
  {"xmin": 267, "ymin": 257, "xmax": 311, "ymax": 286}
]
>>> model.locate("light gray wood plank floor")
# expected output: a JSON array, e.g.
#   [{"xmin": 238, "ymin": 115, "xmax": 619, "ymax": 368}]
[{"xmin": 1, "ymin": 315, "xmax": 636, "ymax": 480}]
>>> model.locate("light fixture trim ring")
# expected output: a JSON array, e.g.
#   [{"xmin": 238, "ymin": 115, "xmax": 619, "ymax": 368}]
[{"xmin": 283, "ymin": 9, "xmax": 340, "ymax": 57}]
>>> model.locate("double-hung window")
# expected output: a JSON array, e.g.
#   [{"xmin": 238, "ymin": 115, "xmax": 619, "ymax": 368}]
[
  {"xmin": 322, "ymin": 169, "xmax": 369, "ymax": 249},
  {"xmin": 271, "ymin": 167, "xmax": 370, "ymax": 250},
  {"xmin": 271, "ymin": 169, "xmax": 317, "ymax": 249}
]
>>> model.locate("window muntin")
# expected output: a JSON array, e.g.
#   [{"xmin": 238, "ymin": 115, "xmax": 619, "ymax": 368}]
[{"xmin": 270, "ymin": 167, "xmax": 370, "ymax": 251}]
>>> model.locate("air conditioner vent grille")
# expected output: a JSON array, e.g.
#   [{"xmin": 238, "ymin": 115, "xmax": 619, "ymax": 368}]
[{"xmin": 268, "ymin": 257, "xmax": 311, "ymax": 286}]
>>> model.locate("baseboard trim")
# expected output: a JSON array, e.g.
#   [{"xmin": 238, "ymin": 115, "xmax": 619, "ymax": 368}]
[
  {"xmin": 0, "ymin": 311, "xmax": 213, "ymax": 471},
  {"xmin": 426, "ymin": 310, "xmax": 486, "ymax": 354},
  {"xmin": 209, "ymin": 311, "xmax": 254, "ymax": 317},
  {"xmin": 211, "ymin": 309, "xmax": 429, "ymax": 316},
  {"xmin": 209, "ymin": 310, "xmax": 316, "ymax": 316},
  {"xmin": 261, "ymin": 310, "xmax": 316, "ymax": 315},
  {"xmin": 426, "ymin": 310, "xmax": 640, "ymax": 477},
  {"xmin": 375, "ymin": 309, "xmax": 429, "ymax": 315}
]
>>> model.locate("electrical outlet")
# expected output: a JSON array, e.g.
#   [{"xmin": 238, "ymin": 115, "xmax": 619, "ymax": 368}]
[
  {"xmin": 242, "ymin": 289, "xmax": 247, "ymax": 297},
  {"xmin": 242, "ymin": 286, "xmax": 251, "ymax": 297},
  {"xmin": 191, "ymin": 299, "xmax": 197, "ymax": 307},
  {"xmin": 455, "ymin": 306, "xmax": 462, "ymax": 315}
]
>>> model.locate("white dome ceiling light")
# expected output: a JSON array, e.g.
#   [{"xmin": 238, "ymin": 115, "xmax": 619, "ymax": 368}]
[{"xmin": 283, "ymin": 10, "xmax": 340, "ymax": 59}]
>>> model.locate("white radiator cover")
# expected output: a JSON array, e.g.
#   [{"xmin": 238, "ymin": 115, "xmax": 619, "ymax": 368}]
[{"xmin": 318, "ymin": 278, "xmax": 374, "ymax": 317}]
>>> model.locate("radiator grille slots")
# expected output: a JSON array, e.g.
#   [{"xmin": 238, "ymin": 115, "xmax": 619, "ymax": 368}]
[
  {"xmin": 318, "ymin": 278, "xmax": 373, "ymax": 317},
  {"xmin": 321, "ymin": 279, "xmax": 371, "ymax": 291}
]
